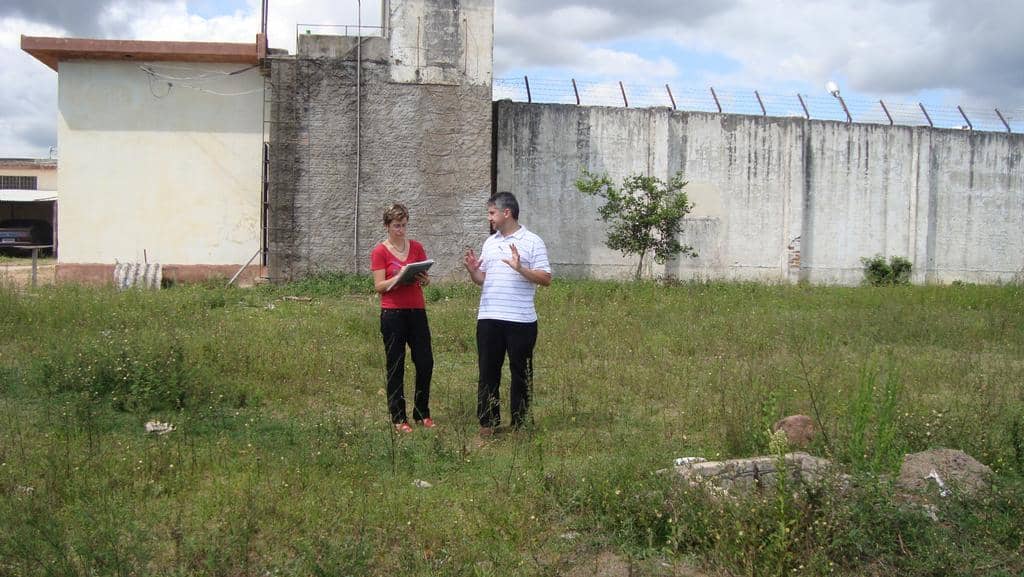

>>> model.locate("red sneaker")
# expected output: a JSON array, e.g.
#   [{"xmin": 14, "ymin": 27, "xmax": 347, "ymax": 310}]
[
  {"xmin": 417, "ymin": 418, "xmax": 436, "ymax": 429},
  {"xmin": 395, "ymin": 422, "xmax": 413, "ymax": 433}
]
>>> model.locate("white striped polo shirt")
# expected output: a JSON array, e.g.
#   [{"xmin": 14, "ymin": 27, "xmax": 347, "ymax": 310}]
[{"xmin": 478, "ymin": 225, "xmax": 552, "ymax": 323}]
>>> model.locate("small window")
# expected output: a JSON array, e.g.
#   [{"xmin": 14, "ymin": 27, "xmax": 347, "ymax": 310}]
[{"xmin": 0, "ymin": 176, "xmax": 37, "ymax": 190}]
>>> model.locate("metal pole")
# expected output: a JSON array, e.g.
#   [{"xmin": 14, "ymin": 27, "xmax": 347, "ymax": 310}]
[
  {"xmin": 754, "ymin": 90, "xmax": 766, "ymax": 116},
  {"xmin": 52, "ymin": 199, "xmax": 58, "ymax": 258},
  {"xmin": 261, "ymin": 0, "xmax": 268, "ymax": 37},
  {"xmin": 919, "ymin": 103, "xmax": 933, "ymax": 128},
  {"xmin": 227, "ymin": 248, "xmax": 264, "ymax": 287},
  {"xmin": 619, "ymin": 81, "xmax": 628, "ymax": 108},
  {"xmin": 797, "ymin": 93, "xmax": 810, "ymax": 119},
  {"xmin": 880, "ymin": 100, "xmax": 894, "ymax": 126},
  {"xmin": 262, "ymin": 142, "xmax": 269, "ymax": 266},
  {"xmin": 837, "ymin": 95, "xmax": 852, "ymax": 123},
  {"xmin": 710, "ymin": 86, "xmax": 722, "ymax": 113},
  {"xmin": 524, "ymin": 75, "xmax": 531, "ymax": 103},
  {"xmin": 259, "ymin": 0, "xmax": 268, "ymax": 58},
  {"xmin": 354, "ymin": 0, "xmax": 362, "ymax": 271},
  {"xmin": 572, "ymin": 78, "xmax": 580, "ymax": 106},
  {"xmin": 995, "ymin": 108, "xmax": 1012, "ymax": 133},
  {"xmin": 666, "ymin": 84, "xmax": 676, "ymax": 110},
  {"xmin": 957, "ymin": 105, "xmax": 973, "ymax": 130}
]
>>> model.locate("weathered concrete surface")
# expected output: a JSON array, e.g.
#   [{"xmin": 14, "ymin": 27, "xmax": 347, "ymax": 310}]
[
  {"xmin": 266, "ymin": 1, "xmax": 494, "ymax": 282},
  {"xmin": 58, "ymin": 60, "xmax": 263, "ymax": 267},
  {"xmin": 297, "ymin": 35, "xmax": 389, "ymax": 62},
  {"xmin": 267, "ymin": 58, "xmax": 491, "ymax": 281},
  {"xmin": 388, "ymin": 0, "xmax": 493, "ymax": 86},
  {"xmin": 669, "ymin": 452, "xmax": 834, "ymax": 493},
  {"xmin": 495, "ymin": 101, "xmax": 1024, "ymax": 284}
]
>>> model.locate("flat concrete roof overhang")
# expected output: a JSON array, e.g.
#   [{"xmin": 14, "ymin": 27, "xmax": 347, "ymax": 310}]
[{"xmin": 21, "ymin": 35, "xmax": 265, "ymax": 71}]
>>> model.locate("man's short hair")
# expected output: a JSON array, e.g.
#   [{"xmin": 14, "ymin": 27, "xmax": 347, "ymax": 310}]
[{"xmin": 488, "ymin": 191, "xmax": 519, "ymax": 220}]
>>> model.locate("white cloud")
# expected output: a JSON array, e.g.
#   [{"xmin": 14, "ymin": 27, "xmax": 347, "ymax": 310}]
[
  {"xmin": 498, "ymin": 0, "xmax": 1024, "ymax": 105},
  {"xmin": 111, "ymin": 1, "xmax": 260, "ymax": 43},
  {"xmin": 494, "ymin": 2, "xmax": 677, "ymax": 81},
  {"xmin": 585, "ymin": 48, "xmax": 677, "ymax": 81},
  {"xmin": 0, "ymin": 18, "xmax": 63, "ymax": 157}
]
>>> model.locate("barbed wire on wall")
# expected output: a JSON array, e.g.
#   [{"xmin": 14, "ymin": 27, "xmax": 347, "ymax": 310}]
[{"xmin": 493, "ymin": 77, "xmax": 1024, "ymax": 134}]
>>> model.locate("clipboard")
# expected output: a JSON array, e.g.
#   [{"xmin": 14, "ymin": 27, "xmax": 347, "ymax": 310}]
[{"xmin": 389, "ymin": 259, "xmax": 434, "ymax": 289}]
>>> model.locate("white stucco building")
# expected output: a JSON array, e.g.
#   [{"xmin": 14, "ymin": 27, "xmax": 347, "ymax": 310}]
[{"xmin": 22, "ymin": 36, "xmax": 266, "ymax": 283}]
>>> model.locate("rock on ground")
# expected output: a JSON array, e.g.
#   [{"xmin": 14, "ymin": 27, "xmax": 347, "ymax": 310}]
[
  {"xmin": 669, "ymin": 452, "xmax": 835, "ymax": 493},
  {"xmin": 772, "ymin": 414, "xmax": 817, "ymax": 448},
  {"xmin": 897, "ymin": 448, "xmax": 992, "ymax": 496}
]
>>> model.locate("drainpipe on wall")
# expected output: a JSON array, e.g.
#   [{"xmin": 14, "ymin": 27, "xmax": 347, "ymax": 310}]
[{"xmin": 354, "ymin": 0, "xmax": 362, "ymax": 272}]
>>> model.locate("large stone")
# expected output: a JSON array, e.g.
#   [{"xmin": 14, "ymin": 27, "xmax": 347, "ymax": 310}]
[
  {"xmin": 897, "ymin": 448, "xmax": 992, "ymax": 497},
  {"xmin": 670, "ymin": 452, "xmax": 834, "ymax": 493},
  {"xmin": 772, "ymin": 414, "xmax": 817, "ymax": 448}
]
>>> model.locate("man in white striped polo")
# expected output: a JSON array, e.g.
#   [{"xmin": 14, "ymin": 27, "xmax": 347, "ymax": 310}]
[{"xmin": 463, "ymin": 192, "xmax": 552, "ymax": 434}]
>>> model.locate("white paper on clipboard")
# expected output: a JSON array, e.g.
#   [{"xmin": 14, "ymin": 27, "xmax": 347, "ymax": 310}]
[{"xmin": 388, "ymin": 259, "xmax": 434, "ymax": 290}]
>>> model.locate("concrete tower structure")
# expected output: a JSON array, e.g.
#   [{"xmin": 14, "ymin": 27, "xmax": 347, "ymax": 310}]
[{"xmin": 266, "ymin": 0, "xmax": 494, "ymax": 281}]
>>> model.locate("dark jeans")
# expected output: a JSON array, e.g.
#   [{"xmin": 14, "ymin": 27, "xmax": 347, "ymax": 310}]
[
  {"xmin": 476, "ymin": 319, "xmax": 538, "ymax": 429},
  {"xmin": 380, "ymin": 308, "xmax": 433, "ymax": 424}
]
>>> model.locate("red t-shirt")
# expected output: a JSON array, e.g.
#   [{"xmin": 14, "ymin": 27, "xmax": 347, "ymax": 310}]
[{"xmin": 370, "ymin": 240, "xmax": 427, "ymax": 309}]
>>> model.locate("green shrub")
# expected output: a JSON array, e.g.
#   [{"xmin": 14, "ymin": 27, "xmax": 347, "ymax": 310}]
[
  {"xmin": 36, "ymin": 334, "xmax": 202, "ymax": 412},
  {"xmin": 861, "ymin": 255, "xmax": 913, "ymax": 286}
]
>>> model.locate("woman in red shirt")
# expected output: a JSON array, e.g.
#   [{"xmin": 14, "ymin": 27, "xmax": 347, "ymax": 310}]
[{"xmin": 371, "ymin": 204, "xmax": 435, "ymax": 432}]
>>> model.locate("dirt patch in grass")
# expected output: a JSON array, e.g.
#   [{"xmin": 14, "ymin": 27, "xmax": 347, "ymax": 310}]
[
  {"xmin": 0, "ymin": 263, "xmax": 56, "ymax": 287},
  {"xmin": 562, "ymin": 551, "xmax": 713, "ymax": 577}
]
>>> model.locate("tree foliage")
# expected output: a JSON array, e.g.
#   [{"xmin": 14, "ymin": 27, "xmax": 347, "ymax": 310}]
[
  {"xmin": 575, "ymin": 170, "xmax": 697, "ymax": 280},
  {"xmin": 861, "ymin": 255, "xmax": 913, "ymax": 286}
]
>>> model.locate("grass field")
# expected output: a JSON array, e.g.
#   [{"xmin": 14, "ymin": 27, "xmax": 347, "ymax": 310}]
[{"xmin": 1, "ymin": 277, "xmax": 1022, "ymax": 576}]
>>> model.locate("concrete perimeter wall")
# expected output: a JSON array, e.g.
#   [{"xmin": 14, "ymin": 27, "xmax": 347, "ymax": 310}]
[{"xmin": 495, "ymin": 101, "xmax": 1024, "ymax": 284}]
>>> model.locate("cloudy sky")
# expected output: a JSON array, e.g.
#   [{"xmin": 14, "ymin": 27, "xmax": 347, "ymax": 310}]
[{"xmin": 2, "ymin": 0, "xmax": 1022, "ymax": 157}]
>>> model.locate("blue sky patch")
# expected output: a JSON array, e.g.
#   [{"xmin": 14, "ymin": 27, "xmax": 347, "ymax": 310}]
[{"xmin": 188, "ymin": 0, "xmax": 249, "ymax": 19}]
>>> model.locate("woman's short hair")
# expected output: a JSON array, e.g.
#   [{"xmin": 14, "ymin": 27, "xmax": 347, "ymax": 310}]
[{"xmin": 383, "ymin": 203, "xmax": 409, "ymax": 225}]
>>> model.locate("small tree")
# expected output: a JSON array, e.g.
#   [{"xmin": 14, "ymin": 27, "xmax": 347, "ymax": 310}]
[{"xmin": 575, "ymin": 170, "xmax": 697, "ymax": 280}]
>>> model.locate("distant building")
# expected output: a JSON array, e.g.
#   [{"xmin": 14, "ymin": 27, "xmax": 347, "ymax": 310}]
[{"xmin": 0, "ymin": 158, "xmax": 58, "ymax": 254}]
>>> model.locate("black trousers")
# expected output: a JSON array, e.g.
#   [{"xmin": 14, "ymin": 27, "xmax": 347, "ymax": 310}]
[
  {"xmin": 476, "ymin": 319, "xmax": 538, "ymax": 428},
  {"xmin": 380, "ymin": 308, "xmax": 433, "ymax": 424}
]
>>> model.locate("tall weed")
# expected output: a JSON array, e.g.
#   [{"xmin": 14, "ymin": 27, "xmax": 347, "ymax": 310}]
[{"xmin": 844, "ymin": 362, "xmax": 904, "ymax": 473}]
